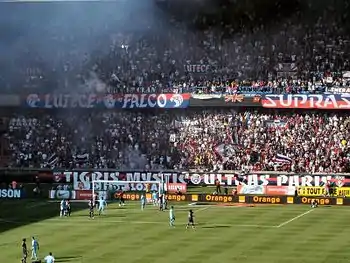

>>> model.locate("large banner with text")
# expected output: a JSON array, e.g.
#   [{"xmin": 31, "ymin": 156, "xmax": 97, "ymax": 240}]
[
  {"xmin": 52, "ymin": 170, "xmax": 350, "ymax": 190},
  {"xmin": 24, "ymin": 93, "xmax": 190, "ymax": 109},
  {"xmin": 261, "ymin": 94, "xmax": 350, "ymax": 109}
]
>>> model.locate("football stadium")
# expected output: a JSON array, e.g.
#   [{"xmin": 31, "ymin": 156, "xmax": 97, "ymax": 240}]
[{"xmin": 0, "ymin": 0, "xmax": 350, "ymax": 262}]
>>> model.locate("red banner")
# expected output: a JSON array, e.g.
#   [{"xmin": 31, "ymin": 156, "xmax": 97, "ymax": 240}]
[
  {"xmin": 76, "ymin": 190, "xmax": 93, "ymax": 200},
  {"xmin": 261, "ymin": 94, "xmax": 350, "ymax": 109},
  {"xmin": 167, "ymin": 183, "xmax": 187, "ymax": 193}
]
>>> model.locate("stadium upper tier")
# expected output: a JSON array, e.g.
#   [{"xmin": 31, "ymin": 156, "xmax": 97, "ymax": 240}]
[
  {"xmin": 0, "ymin": 1, "xmax": 349, "ymax": 94},
  {"xmin": 2, "ymin": 109, "xmax": 349, "ymax": 173}
]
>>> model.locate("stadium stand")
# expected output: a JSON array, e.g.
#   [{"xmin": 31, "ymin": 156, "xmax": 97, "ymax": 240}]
[
  {"xmin": 0, "ymin": 0, "xmax": 349, "ymax": 174},
  {"xmin": 0, "ymin": 1, "xmax": 349, "ymax": 94},
  {"xmin": 3, "ymin": 110, "xmax": 350, "ymax": 173}
]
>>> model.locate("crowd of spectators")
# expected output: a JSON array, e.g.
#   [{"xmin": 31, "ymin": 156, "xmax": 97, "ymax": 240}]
[
  {"xmin": 4, "ymin": 109, "xmax": 350, "ymax": 173},
  {"xmin": 1, "ymin": 1, "xmax": 350, "ymax": 174},
  {"xmin": 0, "ymin": 1, "xmax": 349, "ymax": 94}
]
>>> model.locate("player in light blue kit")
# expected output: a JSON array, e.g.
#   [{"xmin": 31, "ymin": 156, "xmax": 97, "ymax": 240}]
[
  {"xmin": 98, "ymin": 197, "xmax": 107, "ymax": 216},
  {"xmin": 60, "ymin": 199, "xmax": 66, "ymax": 217},
  {"xmin": 152, "ymin": 191, "xmax": 158, "ymax": 206},
  {"xmin": 141, "ymin": 194, "xmax": 146, "ymax": 210},
  {"xmin": 31, "ymin": 236, "xmax": 39, "ymax": 261},
  {"xmin": 169, "ymin": 206, "xmax": 175, "ymax": 227}
]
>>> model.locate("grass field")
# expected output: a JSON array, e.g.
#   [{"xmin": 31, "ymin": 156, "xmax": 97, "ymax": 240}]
[{"xmin": 1, "ymin": 200, "xmax": 350, "ymax": 263}]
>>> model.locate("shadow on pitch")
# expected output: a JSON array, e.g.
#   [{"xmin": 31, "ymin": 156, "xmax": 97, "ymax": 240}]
[
  {"xmin": 55, "ymin": 256, "xmax": 82, "ymax": 262},
  {"xmin": 0, "ymin": 200, "xmax": 88, "ymax": 234}
]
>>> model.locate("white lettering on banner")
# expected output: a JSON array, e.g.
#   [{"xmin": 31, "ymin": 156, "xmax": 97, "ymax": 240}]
[
  {"xmin": 167, "ymin": 183, "xmax": 187, "ymax": 193},
  {"xmin": 27, "ymin": 94, "xmax": 98, "ymax": 108},
  {"xmin": 329, "ymin": 87, "xmax": 350, "ymax": 93},
  {"xmin": 185, "ymin": 173, "xmax": 334, "ymax": 187},
  {"xmin": 44, "ymin": 94, "xmax": 96, "ymax": 108},
  {"xmin": 184, "ymin": 64, "xmax": 210, "ymax": 73},
  {"xmin": 64, "ymin": 171, "xmax": 184, "ymax": 191},
  {"xmin": 0, "ymin": 189, "xmax": 21, "ymax": 198},
  {"xmin": 63, "ymin": 171, "xmax": 340, "ymax": 188},
  {"xmin": 263, "ymin": 94, "xmax": 350, "ymax": 109},
  {"xmin": 122, "ymin": 94, "xmax": 167, "ymax": 108}
]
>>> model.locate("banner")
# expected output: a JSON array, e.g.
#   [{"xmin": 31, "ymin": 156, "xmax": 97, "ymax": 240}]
[
  {"xmin": 334, "ymin": 187, "xmax": 350, "ymax": 197},
  {"xmin": 189, "ymin": 95, "xmax": 261, "ymax": 107},
  {"xmin": 75, "ymin": 190, "xmax": 107, "ymax": 200},
  {"xmin": 0, "ymin": 189, "xmax": 23, "ymax": 198},
  {"xmin": 184, "ymin": 64, "xmax": 212, "ymax": 73},
  {"xmin": 247, "ymin": 195, "xmax": 286, "ymax": 204},
  {"xmin": 298, "ymin": 187, "xmax": 327, "ymax": 196},
  {"xmin": 49, "ymin": 190, "xmax": 76, "ymax": 200},
  {"xmin": 183, "ymin": 172, "xmax": 350, "ymax": 187},
  {"xmin": 265, "ymin": 120, "xmax": 287, "ymax": 128},
  {"xmin": 166, "ymin": 183, "xmax": 187, "ymax": 193},
  {"xmin": 62, "ymin": 171, "xmax": 175, "ymax": 191},
  {"xmin": 199, "ymin": 194, "xmax": 237, "ymax": 203},
  {"xmin": 110, "ymin": 192, "xmax": 191, "ymax": 202},
  {"xmin": 295, "ymin": 196, "xmax": 336, "ymax": 205},
  {"xmin": 298, "ymin": 187, "xmax": 350, "ymax": 197},
  {"xmin": 60, "ymin": 170, "xmax": 350, "ymax": 188},
  {"xmin": 237, "ymin": 185, "xmax": 265, "ymax": 194},
  {"xmin": 327, "ymin": 87, "xmax": 350, "ymax": 94},
  {"xmin": 24, "ymin": 93, "xmax": 190, "ymax": 109},
  {"xmin": 191, "ymin": 94, "xmax": 222, "ymax": 100},
  {"xmin": 237, "ymin": 185, "xmax": 295, "ymax": 195},
  {"xmin": 261, "ymin": 94, "xmax": 350, "ymax": 109},
  {"xmin": 266, "ymin": 186, "xmax": 296, "ymax": 196}
]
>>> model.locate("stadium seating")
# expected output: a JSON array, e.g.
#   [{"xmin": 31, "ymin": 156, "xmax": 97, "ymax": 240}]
[
  {"xmin": 3, "ymin": 110, "xmax": 349, "ymax": 173},
  {"xmin": 0, "ymin": 1, "xmax": 349, "ymax": 173},
  {"xmin": 0, "ymin": 1, "xmax": 349, "ymax": 94}
]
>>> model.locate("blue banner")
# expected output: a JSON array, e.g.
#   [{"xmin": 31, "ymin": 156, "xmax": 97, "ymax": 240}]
[{"xmin": 24, "ymin": 93, "xmax": 190, "ymax": 109}]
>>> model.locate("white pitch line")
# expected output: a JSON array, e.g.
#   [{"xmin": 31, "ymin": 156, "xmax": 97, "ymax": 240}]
[
  {"xmin": 276, "ymin": 209, "xmax": 314, "ymax": 228},
  {"xmin": 196, "ymin": 207, "xmax": 210, "ymax": 213}
]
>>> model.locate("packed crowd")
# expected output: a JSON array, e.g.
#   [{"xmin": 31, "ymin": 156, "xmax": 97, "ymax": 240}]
[
  {"xmin": 0, "ymin": 1, "xmax": 349, "ymax": 94},
  {"xmin": 4, "ymin": 109, "xmax": 350, "ymax": 173}
]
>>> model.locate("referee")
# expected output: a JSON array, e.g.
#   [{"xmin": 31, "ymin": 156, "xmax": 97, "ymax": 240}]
[{"xmin": 21, "ymin": 238, "xmax": 27, "ymax": 263}]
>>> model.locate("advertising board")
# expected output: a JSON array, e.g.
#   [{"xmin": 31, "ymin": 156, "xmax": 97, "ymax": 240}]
[
  {"xmin": 295, "ymin": 197, "xmax": 335, "ymax": 205},
  {"xmin": 237, "ymin": 185, "xmax": 296, "ymax": 195},
  {"xmin": 298, "ymin": 187, "xmax": 350, "ymax": 197},
  {"xmin": 166, "ymin": 183, "xmax": 187, "ymax": 193},
  {"xmin": 76, "ymin": 190, "xmax": 107, "ymax": 200},
  {"xmin": 49, "ymin": 190, "xmax": 76, "ymax": 200},
  {"xmin": 200, "ymin": 194, "xmax": 237, "ymax": 203},
  {"xmin": 247, "ymin": 196, "xmax": 286, "ymax": 204},
  {"xmin": 0, "ymin": 189, "xmax": 22, "ymax": 199}
]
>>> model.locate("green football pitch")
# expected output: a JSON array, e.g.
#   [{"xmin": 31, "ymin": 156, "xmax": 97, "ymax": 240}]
[{"xmin": 1, "ymin": 200, "xmax": 350, "ymax": 263}]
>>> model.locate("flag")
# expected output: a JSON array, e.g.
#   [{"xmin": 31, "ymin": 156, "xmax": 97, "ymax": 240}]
[
  {"xmin": 74, "ymin": 153, "xmax": 90, "ymax": 162},
  {"xmin": 46, "ymin": 153, "xmax": 59, "ymax": 168},
  {"xmin": 274, "ymin": 153, "xmax": 292, "ymax": 163},
  {"xmin": 214, "ymin": 143, "xmax": 237, "ymax": 159}
]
